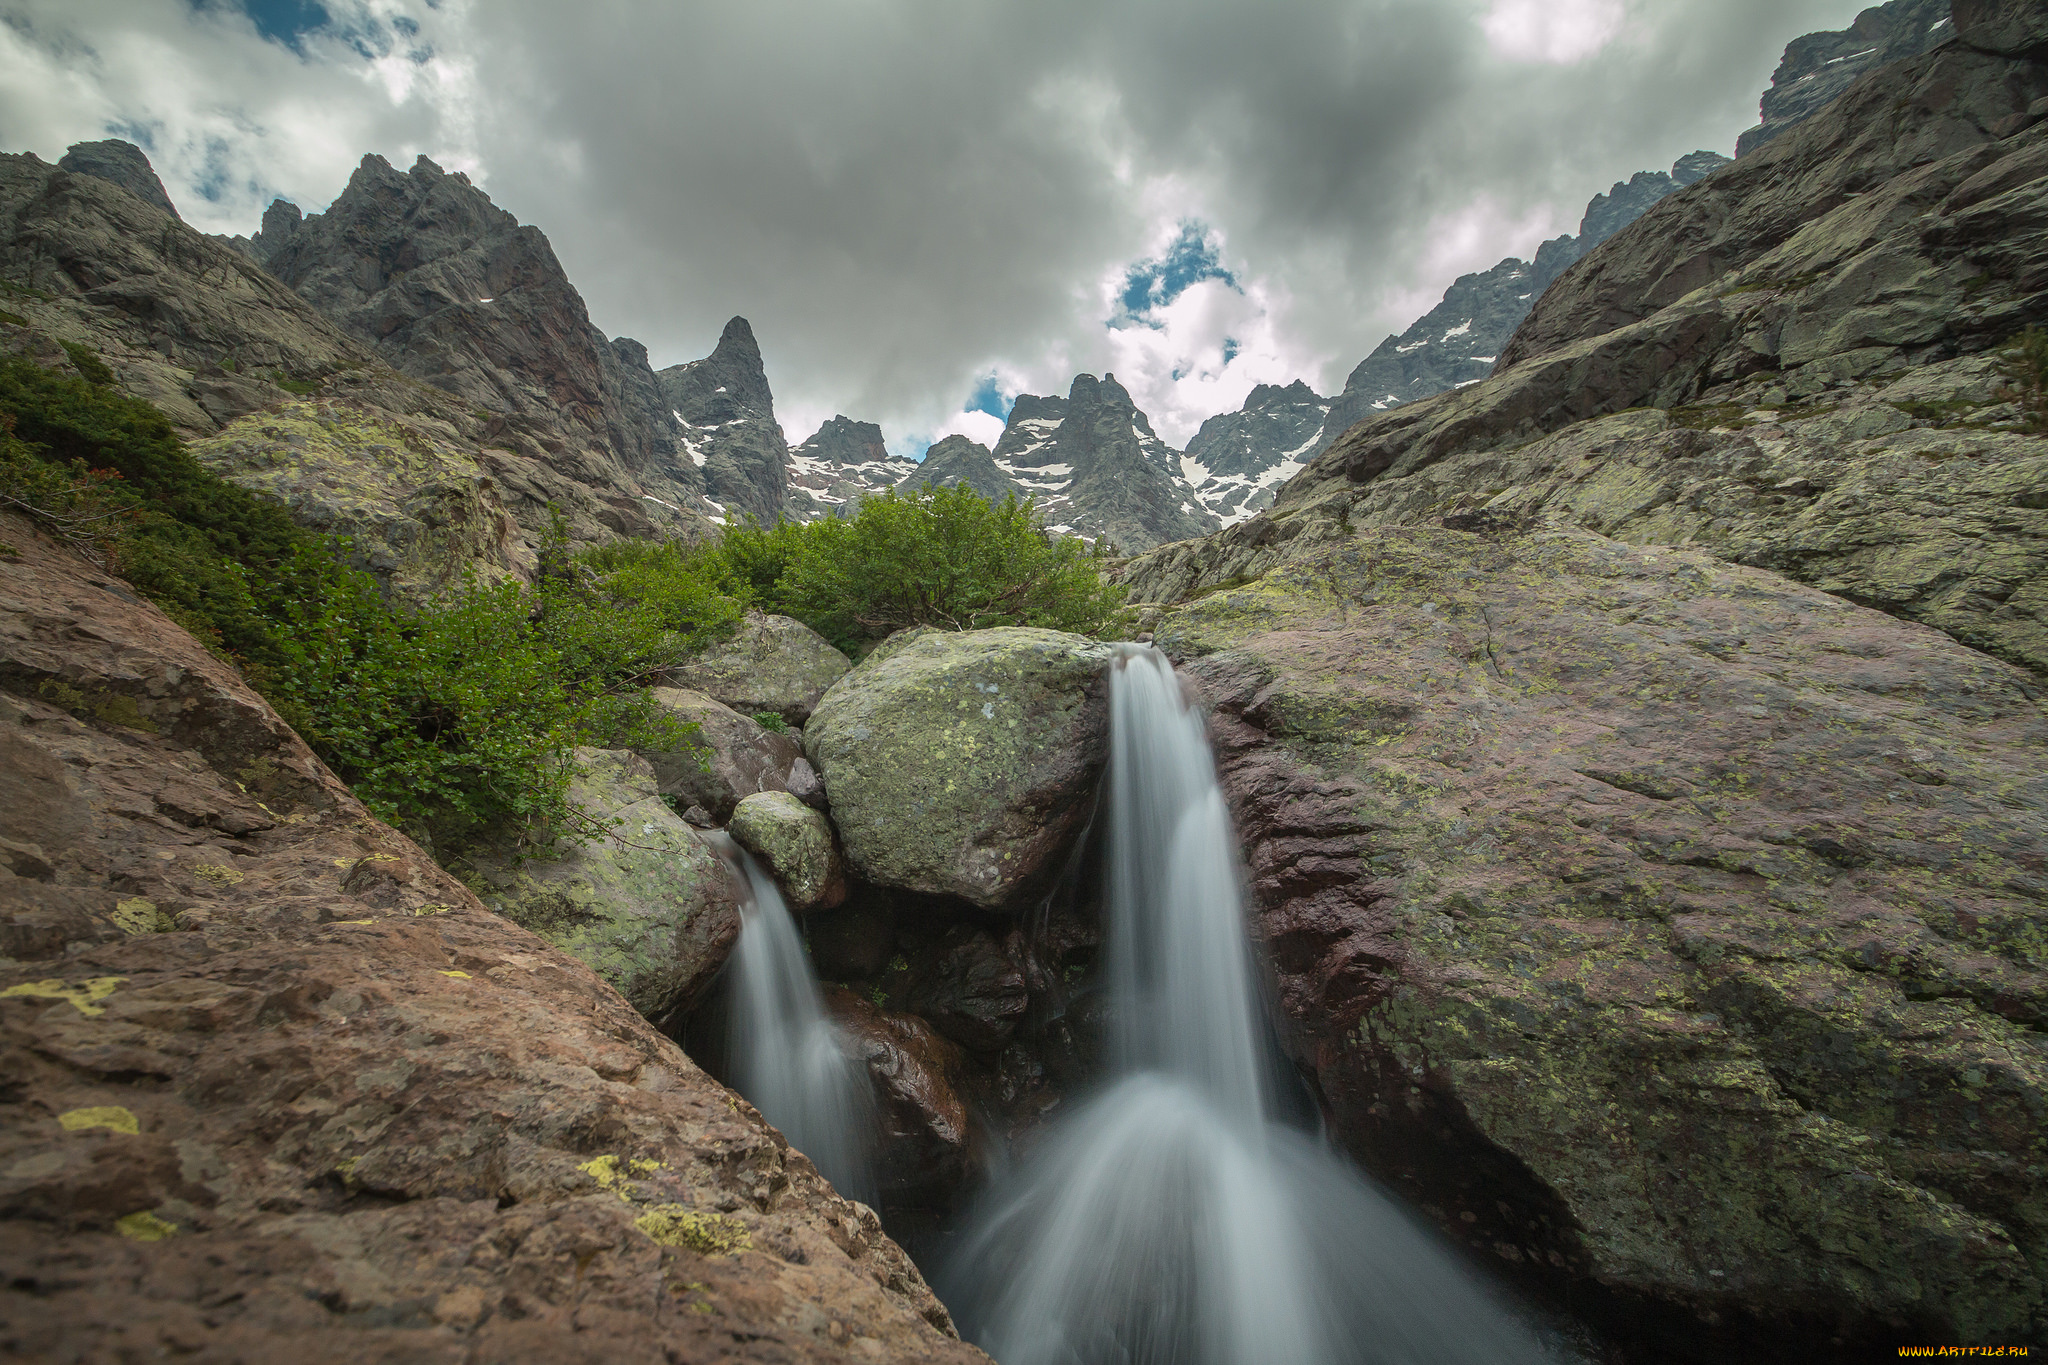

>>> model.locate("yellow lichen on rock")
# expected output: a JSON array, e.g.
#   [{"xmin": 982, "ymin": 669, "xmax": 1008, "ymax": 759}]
[
  {"xmin": 635, "ymin": 1204, "xmax": 751, "ymax": 1255},
  {"xmin": 1, "ymin": 977, "xmax": 126, "ymax": 1016},
  {"xmin": 114, "ymin": 1211, "xmax": 178, "ymax": 1242},
  {"xmin": 58, "ymin": 1106, "xmax": 139, "ymax": 1135},
  {"xmin": 111, "ymin": 897, "xmax": 170, "ymax": 935}
]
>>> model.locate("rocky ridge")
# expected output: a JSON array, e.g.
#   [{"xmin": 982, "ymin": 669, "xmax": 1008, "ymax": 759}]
[
  {"xmin": 986, "ymin": 372, "xmax": 1219, "ymax": 550},
  {"xmin": 658, "ymin": 315, "xmax": 793, "ymax": 527},
  {"xmin": 1179, "ymin": 379, "xmax": 1330, "ymax": 525},
  {"xmin": 1737, "ymin": 0, "xmax": 1955, "ymax": 157},
  {"xmin": 896, "ymin": 434, "xmax": 1026, "ymax": 505},
  {"xmin": 0, "ymin": 146, "xmax": 712, "ymax": 600},
  {"xmin": 1319, "ymin": 151, "xmax": 1732, "ymax": 442},
  {"xmin": 260, "ymin": 154, "xmax": 712, "ymax": 521}
]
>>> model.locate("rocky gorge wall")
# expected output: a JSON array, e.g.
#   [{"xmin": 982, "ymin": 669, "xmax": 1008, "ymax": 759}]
[{"xmin": 0, "ymin": 508, "xmax": 983, "ymax": 1362}]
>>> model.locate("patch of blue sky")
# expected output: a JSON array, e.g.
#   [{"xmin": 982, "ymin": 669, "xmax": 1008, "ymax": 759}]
[
  {"xmin": 227, "ymin": 0, "xmax": 331, "ymax": 50},
  {"xmin": 1111, "ymin": 220, "xmax": 1240, "ymax": 330},
  {"xmin": 1222, "ymin": 337, "xmax": 1241, "ymax": 364},
  {"xmin": 966, "ymin": 374, "xmax": 1014, "ymax": 422}
]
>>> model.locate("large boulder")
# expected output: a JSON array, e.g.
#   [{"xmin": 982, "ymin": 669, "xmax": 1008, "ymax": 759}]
[
  {"xmin": 728, "ymin": 791, "xmax": 846, "ymax": 912},
  {"xmin": 640, "ymin": 686, "xmax": 804, "ymax": 821},
  {"xmin": 1154, "ymin": 522, "xmax": 2048, "ymax": 1352},
  {"xmin": 470, "ymin": 748, "xmax": 741, "ymax": 1022},
  {"xmin": 0, "ymin": 512, "xmax": 977, "ymax": 1361},
  {"xmin": 803, "ymin": 628, "xmax": 1115, "ymax": 908},
  {"xmin": 670, "ymin": 611, "xmax": 852, "ymax": 726}
]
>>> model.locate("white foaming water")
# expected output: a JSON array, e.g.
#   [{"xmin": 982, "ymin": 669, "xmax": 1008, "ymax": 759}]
[
  {"xmin": 946, "ymin": 647, "xmax": 1552, "ymax": 1365},
  {"xmin": 724, "ymin": 844, "xmax": 877, "ymax": 1206}
]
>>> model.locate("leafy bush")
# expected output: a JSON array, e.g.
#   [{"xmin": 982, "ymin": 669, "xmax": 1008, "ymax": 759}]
[
  {"xmin": 0, "ymin": 355, "xmax": 705, "ymax": 860},
  {"xmin": 748, "ymin": 483, "xmax": 1129, "ymax": 654},
  {"xmin": 271, "ymin": 564, "xmax": 700, "ymax": 855}
]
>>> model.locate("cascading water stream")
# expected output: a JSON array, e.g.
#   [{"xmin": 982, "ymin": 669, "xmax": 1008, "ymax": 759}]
[
  {"xmin": 945, "ymin": 647, "xmax": 1553, "ymax": 1365},
  {"xmin": 720, "ymin": 842, "xmax": 877, "ymax": 1207}
]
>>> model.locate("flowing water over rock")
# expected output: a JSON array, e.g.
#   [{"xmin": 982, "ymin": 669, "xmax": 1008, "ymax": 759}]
[
  {"xmin": 944, "ymin": 648, "xmax": 1553, "ymax": 1365},
  {"xmin": 721, "ymin": 841, "xmax": 878, "ymax": 1206}
]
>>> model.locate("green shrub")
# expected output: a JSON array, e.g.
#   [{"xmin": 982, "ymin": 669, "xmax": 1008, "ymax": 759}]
[
  {"xmin": 271, "ymin": 565, "xmax": 701, "ymax": 854},
  {"xmin": 0, "ymin": 355, "xmax": 705, "ymax": 860},
  {"xmin": 764, "ymin": 483, "xmax": 1129, "ymax": 653},
  {"xmin": 752, "ymin": 711, "xmax": 789, "ymax": 733}
]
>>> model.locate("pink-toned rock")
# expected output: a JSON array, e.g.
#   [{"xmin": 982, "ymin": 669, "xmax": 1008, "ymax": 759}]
[
  {"xmin": 0, "ymin": 513, "xmax": 984, "ymax": 1363},
  {"xmin": 1158, "ymin": 522, "xmax": 2048, "ymax": 1349}
]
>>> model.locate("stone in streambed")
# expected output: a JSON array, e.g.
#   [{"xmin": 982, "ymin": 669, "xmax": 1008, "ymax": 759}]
[
  {"xmin": 827, "ymin": 987, "xmax": 977, "ymax": 1204},
  {"xmin": 728, "ymin": 791, "xmax": 846, "ymax": 913},
  {"xmin": 803, "ymin": 627, "xmax": 1115, "ymax": 909},
  {"xmin": 471, "ymin": 747, "xmax": 740, "ymax": 1019}
]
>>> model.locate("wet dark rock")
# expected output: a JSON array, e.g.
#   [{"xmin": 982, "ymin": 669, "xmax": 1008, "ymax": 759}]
[
  {"xmin": 808, "ymin": 892, "xmax": 901, "ymax": 981},
  {"xmin": 827, "ymin": 988, "xmax": 978, "ymax": 1207},
  {"xmin": 898, "ymin": 926, "xmax": 1030, "ymax": 1054}
]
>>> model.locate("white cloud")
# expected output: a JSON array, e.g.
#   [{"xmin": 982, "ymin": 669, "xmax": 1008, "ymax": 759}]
[
  {"xmin": 1481, "ymin": 0, "xmax": 1628, "ymax": 65},
  {"xmin": 933, "ymin": 409, "xmax": 1010, "ymax": 449}
]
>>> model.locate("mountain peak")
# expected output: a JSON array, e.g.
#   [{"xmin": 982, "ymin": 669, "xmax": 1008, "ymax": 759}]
[{"xmin": 57, "ymin": 139, "xmax": 179, "ymax": 220}]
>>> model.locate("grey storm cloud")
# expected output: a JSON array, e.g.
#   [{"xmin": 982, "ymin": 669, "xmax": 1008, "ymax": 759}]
[{"xmin": 2, "ymin": 0, "xmax": 1869, "ymax": 447}]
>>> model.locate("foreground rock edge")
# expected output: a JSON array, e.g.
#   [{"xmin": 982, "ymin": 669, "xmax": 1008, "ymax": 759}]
[{"xmin": 0, "ymin": 511, "xmax": 982, "ymax": 1363}]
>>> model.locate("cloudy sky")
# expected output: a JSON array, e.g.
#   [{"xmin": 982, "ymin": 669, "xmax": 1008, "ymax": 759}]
[{"xmin": 3, "ymin": 0, "xmax": 1868, "ymax": 453}]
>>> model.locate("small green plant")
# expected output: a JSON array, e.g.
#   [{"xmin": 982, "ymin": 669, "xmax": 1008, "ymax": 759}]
[
  {"xmin": 59, "ymin": 341, "xmax": 115, "ymax": 387},
  {"xmin": 1997, "ymin": 326, "xmax": 2048, "ymax": 433},
  {"xmin": 752, "ymin": 710, "xmax": 789, "ymax": 733}
]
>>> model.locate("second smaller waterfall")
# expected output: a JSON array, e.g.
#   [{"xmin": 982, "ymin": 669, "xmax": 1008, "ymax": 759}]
[{"xmin": 721, "ymin": 843, "xmax": 877, "ymax": 1206}]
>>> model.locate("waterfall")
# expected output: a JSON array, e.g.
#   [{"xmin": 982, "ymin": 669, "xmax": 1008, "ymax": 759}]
[
  {"xmin": 944, "ymin": 647, "xmax": 1553, "ymax": 1365},
  {"xmin": 721, "ymin": 843, "xmax": 877, "ymax": 1206}
]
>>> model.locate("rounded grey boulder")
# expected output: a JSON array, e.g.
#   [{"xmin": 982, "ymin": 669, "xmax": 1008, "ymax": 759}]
[
  {"xmin": 669, "ymin": 611, "xmax": 852, "ymax": 725},
  {"xmin": 470, "ymin": 748, "xmax": 740, "ymax": 1020},
  {"xmin": 803, "ymin": 627, "xmax": 1115, "ymax": 909},
  {"xmin": 728, "ymin": 790, "xmax": 846, "ymax": 912}
]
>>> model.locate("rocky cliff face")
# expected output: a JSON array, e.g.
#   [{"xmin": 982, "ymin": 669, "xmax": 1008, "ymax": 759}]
[
  {"xmin": 0, "ymin": 146, "xmax": 714, "ymax": 599},
  {"xmin": 1736, "ymin": 0, "xmax": 1955, "ymax": 157},
  {"xmin": 658, "ymin": 316, "xmax": 791, "ymax": 526},
  {"xmin": 787, "ymin": 415, "xmax": 916, "ymax": 520},
  {"xmin": 987, "ymin": 373, "xmax": 1217, "ymax": 550},
  {"xmin": 264, "ymin": 154, "xmax": 705, "ymax": 511},
  {"xmin": 1179, "ymin": 380, "xmax": 1329, "ymax": 525},
  {"xmin": 0, "ymin": 510, "xmax": 982, "ymax": 1362},
  {"xmin": 1318, "ymin": 150, "xmax": 1731, "ymax": 447}
]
